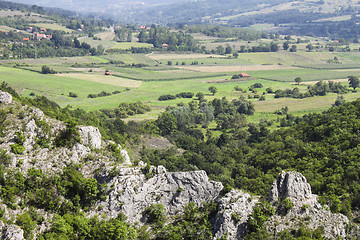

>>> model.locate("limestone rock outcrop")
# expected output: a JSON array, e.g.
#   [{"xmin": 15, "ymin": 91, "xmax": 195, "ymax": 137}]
[
  {"xmin": 92, "ymin": 166, "xmax": 223, "ymax": 224},
  {"xmin": 78, "ymin": 126, "xmax": 102, "ymax": 149},
  {"xmin": 267, "ymin": 171, "xmax": 349, "ymax": 239},
  {"xmin": 269, "ymin": 171, "xmax": 313, "ymax": 205},
  {"xmin": 0, "ymin": 221, "xmax": 24, "ymax": 240},
  {"xmin": 0, "ymin": 91, "xmax": 12, "ymax": 104},
  {"xmin": 212, "ymin": 190, "xmax": 258, "ymax": 240}
]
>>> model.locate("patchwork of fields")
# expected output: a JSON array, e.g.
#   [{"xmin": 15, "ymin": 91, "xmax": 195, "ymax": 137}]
[{"xmin": 1, "ymin": 49, "xmax": 360, "ymax": 121}]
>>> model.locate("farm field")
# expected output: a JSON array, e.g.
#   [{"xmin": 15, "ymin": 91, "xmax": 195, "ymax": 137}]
[
  {"xmin": 2, "ymin": 42, "xmax": 360, "ymax": 121},
  {"xmin": 32, "ymin": 23, "xmax": 74, "ymax": 33}
]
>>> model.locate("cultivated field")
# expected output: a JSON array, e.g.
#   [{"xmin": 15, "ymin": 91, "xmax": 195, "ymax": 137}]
[
  {"xmin": 58, "ymin": 73, "xmax": 143, "ymax": 88},
  {"xmin": 32, "ymin": 23, "xmax": 74, "ymax": 33},
  {"xmin": 177, "ymin": 65, "xmax": 297, "ymax": 73},
  {"xmin": 2, "ymin": 31, "xmax": 360, "ymax": 122}
]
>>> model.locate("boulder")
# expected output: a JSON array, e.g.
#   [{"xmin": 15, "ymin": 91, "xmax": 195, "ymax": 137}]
[
  {"xmin": 78, "ymin": 126, "xmax": 102, "ymax": 149},
  {"xmin": 0, "ymin": 91, "xmax": 12, "ymax": 104}
]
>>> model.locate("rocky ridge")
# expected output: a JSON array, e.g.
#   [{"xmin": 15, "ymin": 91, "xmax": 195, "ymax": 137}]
[
  {"xmin": 267, "ymin": 171, "xmax": 349, "ymax": 239},
  {"xmin": 0, "ymin": 93, "xmax": 355, "ymax": 239}
]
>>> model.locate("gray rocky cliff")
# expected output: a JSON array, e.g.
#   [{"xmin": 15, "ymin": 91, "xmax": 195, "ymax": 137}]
[
  {"xmin": 0, "ymin": 91, "xmax": 12, "ymax": 104},
  {"xmin": 78, "ymin": 126, "xmax": 102, "ymax": 149},
  {"xmin": 267, "ymin": 171, "xmax": 349, "ymax": 239},
  {"xmin": 90, "ymin": 165, "xmax": 224, "ymax": 224},
  {"xmin": 212, "ymin": 190, "xmax": 258, "ymax": 240}
]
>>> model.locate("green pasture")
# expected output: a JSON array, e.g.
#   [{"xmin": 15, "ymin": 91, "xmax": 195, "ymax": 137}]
[
  {"xmin": 32, "ymin": 23, "xmax": 74, "ymax": 33},
  {"xmin": 102, "ymin": 54, "xmax": 157, "ymax": 66},
  {"xmin": 157, "ymin": 57, "xmax": 252, "ymax": 65},
  {"xmin": 248, "ymin": 24, "xmax": 275, "ymax": 31},
  {"xmin": 2, "ymin": 56, "xmax": 109, "ymax": 67},
  {"xmin": 108, "ymin": 42, "xmax": 154, "ymax": 50},
  {"xmin": 249, "ymin": 68, "xmax": 358, "ymax": 82},
  {"xmin": 80, "ymin": 38, "xmax": 116, "ymax": 49},
  {"xmin": 335, "ymin": 52, "xmax": 360, "ymax": 63},
  {"xmin": 1, "ymin": 50, "xmax": 360, "ymax": 120},
  {"xmin": 315, "ymin": 15, "xmax": 351, "ymax": 22},
  {"xmin": 0, "ymin": 66, "xmax": 124, "ymax": 107},
  {"xmin": 107, "ymin": 66, "xmax": 226, "ymax": 81}
]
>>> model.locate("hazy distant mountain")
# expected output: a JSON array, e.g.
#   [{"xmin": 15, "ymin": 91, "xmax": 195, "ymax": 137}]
[
  {"xmin": 5, "ymin": 0, "xmax": 359, "ymax": 27},
  {"xmin": 5, "ymin": 0, "xmax": 188, "ymax": 13}
]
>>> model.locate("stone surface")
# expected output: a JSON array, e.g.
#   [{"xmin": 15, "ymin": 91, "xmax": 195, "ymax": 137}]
[
  {"xmin": 0, "ymin": 221, "xmax": 24, "ymax": 240},
  {"xmin": 269, "ymin": 171, "xmax": 312, "ymax": 204},
  {"xmin": 213, "ymin": 190, "xmax": 258, "ymax": 240},
  {"xmin": 267, "ymin": 171, "xmax": 350, "ymax": 239},
  {"xmin": 78, "ymin": 126, "xmax": 102, "ymax": 149},
  {"xmin": 91, "ymin": 168, "xmax": 223, "ymax": 224},
  {"xmin": 121, "ymin": 149, "xmax": 131, "ymax": 164},
  {"xmin": 0, "ymin": 91, "xmax": 12, "ymax": 104}
]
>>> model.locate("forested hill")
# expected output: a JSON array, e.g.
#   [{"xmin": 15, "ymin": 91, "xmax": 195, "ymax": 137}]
[
  {"xmin": 141, "ymin": 97, "xmax": 360, "ymax": 219},
  {"xmin": 8, "ymin": 0, "xmax": 360, "ymax": 38}
]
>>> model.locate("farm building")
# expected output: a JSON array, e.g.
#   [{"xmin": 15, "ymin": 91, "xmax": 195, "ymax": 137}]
[
  {"xmin": 239, "ymin": 73, "xmax": 249, "ymax": 77},
  {"xmin": 231, "ymin": 72, "xmax": 250, "ymax": 80}
]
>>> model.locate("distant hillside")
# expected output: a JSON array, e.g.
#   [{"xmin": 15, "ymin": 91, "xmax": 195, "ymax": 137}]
[
  {"xmin": 5, "ymin": 0, "xmax": 187, "ymax": 13},
  {"xmin": 5, "ymin": 0, "xmax": 360, "ymax": 38}
]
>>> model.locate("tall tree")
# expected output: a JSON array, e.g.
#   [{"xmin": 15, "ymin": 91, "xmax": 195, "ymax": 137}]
[
  {"xmin": 294, "ymin": 77, "xmax": 302, "ymax": 85},
  {"xmin": 208, "ymin": 86, "xmax": 217, "ymax": 96},
  {"xmin": 283, "ymin": 41, "xmax": 289, "ymax": 50},
  {"xmin": 348, "ymin": 75, "xmax": 360, "ymax": 90}
]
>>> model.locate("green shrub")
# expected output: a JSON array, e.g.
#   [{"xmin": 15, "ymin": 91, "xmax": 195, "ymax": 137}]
[
  {"xmin": 158, "ymin": 94, "xmax": 176, "ymax": 101},
  {"xmin": 0, "ymin": 150, "xmax": 10, "ymax": 166},
  {"xmin": 11, "ymin": 144, "xmax": 25, "ymax": 154},
  {"xmin": 145, "ymin": 204, "xmax": 166, "ymax": 228},
  {"xmin": 16, "ymin": 212, "xmax": 36, "ymax": 239},
  {"xmin": 41, "ymin": 65, "xmax": 56, "ymax": 74},
  {"xmin": 68, "ymin": 92, "xmax": 78, "ymax": 98}
]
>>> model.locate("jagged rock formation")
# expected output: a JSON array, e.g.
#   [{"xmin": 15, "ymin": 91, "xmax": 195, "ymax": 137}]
[
  {"xmin": 78, "ymin": 126, "xmax": 102, "ymax": 149},
  {"xmin": 0, "ymin": 91, "xmax": 12, "ymax": 104},
  {"xmin": 91, "ymin": 166, "xmax": 223, "ymax": 224},
  {"xmin": 269, "ymin": 171, "xmax": 313, "ymax": 204},
  {"xmin": 267, "ymin": 171, "xmax": 349, "ymax": 239},
  {"xmin": 212, "ymin": 190, "xmax": 258, "ymax": 240}
]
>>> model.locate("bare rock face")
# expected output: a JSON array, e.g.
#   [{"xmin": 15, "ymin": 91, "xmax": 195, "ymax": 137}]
[
  {"xmin": 78, "ymin": 126, "xmax": 102, "ymax": 149},
  {"xmin": 0, "ymin": 221, "xmax": 24, "ymax": 240},
  {"xmin": 267, "ymin": 171, "xmax": 349, "ymax": 239},
  {"xmin": 269, "ymin": 171, "xmax": 312, "ymax": 204},
  {"xmin": 92, "ymin": 166, "xmax": 223, "ymax": 224},
  {"xmin": 121, "ymin": 149, "xmax": 131, "ymax": 165},
  {"xmin": 0, "ymin": 91, "xmax": 12, "ymax": 104},
  {"xmin": 212, "ymin": 190, "xmax": 258, "ymax": 240}
]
